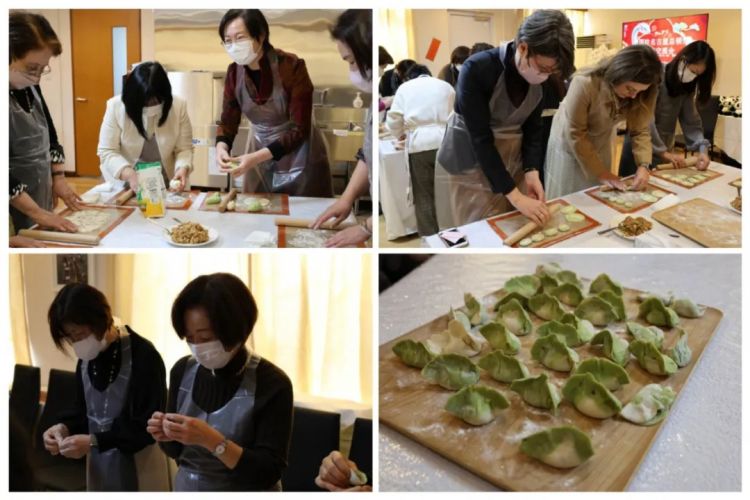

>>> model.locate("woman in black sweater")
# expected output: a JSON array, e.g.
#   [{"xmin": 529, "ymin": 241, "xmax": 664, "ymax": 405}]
[{"xmin": 147, "ymin": 273, "xmax": 293, "ymax": 491}]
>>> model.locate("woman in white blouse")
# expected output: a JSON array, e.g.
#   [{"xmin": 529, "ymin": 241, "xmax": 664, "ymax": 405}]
[{"xmin": 97, "ymin": 62, "xmax": 193, "ymax": 191}]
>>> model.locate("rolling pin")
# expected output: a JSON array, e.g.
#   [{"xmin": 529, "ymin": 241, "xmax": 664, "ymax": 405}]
[
  {"xmin": 114, "ymin": 189, "xmax": 135, "ymax": 205},
  {"xmin": 654, "ymin": 156, "xmax": 699, "ymax": 170},
  {"xmin": 18, "ymin": 229, "xmax": 100, "ymax": 246},
  {"xmin": 274, "ymin": 217, "xmax": 356, "ymax": 230},
  {"xmin": 218, "ymin": 188, "xmax": 238, "ymax": 213},
  {"xmin": 503, "ymin": 204, "xmax": 562, "ymax": 247}
]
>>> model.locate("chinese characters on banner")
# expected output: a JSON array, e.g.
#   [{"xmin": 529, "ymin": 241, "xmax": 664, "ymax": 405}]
[{"xmin": 622, "ymin": 14, "xmax": 709, "ymax": 62}]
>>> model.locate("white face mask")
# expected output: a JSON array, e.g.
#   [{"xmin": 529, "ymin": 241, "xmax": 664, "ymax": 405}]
[
  {"xmin": 678, "ymin": 60, "xmax": 698, "ymax": 83},
  {"xmin": 515, "ymin": 46, "xmax": 549, "ymax": 85},
  {"xmin": 225, "ymin": 39, "xmax": 259, "ymax": 66},
  {"xmin": 349, "ymin": 69, "xmax": 372, "ymax": 93},
  {"xmin": 72, "ymin": 334, "xmax": 107, "ymax": 361},
  {"xmin": 9, "ymin": 68, "xmax": 40, "ymax": 90},
  {"xmin": 143, "ymin": 103, "xmax": 163, "ymax": 117},
  {"xmin": 189, "ymin": 340, "xmax": 237, "ymax": 370}
]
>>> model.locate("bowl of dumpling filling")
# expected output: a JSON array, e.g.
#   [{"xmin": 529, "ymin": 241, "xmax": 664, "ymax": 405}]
[{"xmin": 165, "ymin": 221, "xmax": 218, "ymax": 247}]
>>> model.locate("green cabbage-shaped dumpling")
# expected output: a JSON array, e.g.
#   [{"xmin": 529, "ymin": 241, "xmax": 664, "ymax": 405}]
[
  {"xmin": 667, "ymin": 329, "xmax": 692, "ymax": 368},
  {"xmin": 625, "ymin": 321, "xmax": 665, "ymax": 349},
  {"xmin": 528, "ymin": 293, "xmax": 565, "ymax": 321},
  {"xmin": 629, "ymin": 340, "xmax": 678, "ymax": 376},
  {"xmin": 496, "ymin": 298, "xmax": 533, "ymax": 336},
  {"xmin": 597, "ymin": 290, "xmax": 626, "ymax": 321},
  {"xmin": 510, "ymin": 373, "xmax": 561, "ymax": 411},
  {"xmin": 421, "ymin": 354, "xmax": 480, "ymax": 390},
  {"xmin": 590, "ymin": 329, "xmax": 630, "ymax": 366},
  {"xmin": 637, "ymin": 292, "xmax": 673, "ymax": 306},
  {"xmin": 503, "ymin": 275, "xmax": 541, "ymax": 298},
  {"xmin": 520, "ymin": 425, "xmax": 594, "ymax": 469},
  {"xmin": 478, "ymin": 322, "xmax": 520, "ymax": 355},
  {"xmin": 392, "ymin": 339, "xmax": 436, "ymax": 368},
  {"xmin": 538, "ymin": 274, "xmax": 560, "ymax": 295},
  {"xmin": 537, "ymin": 320, "xmax": 585, "ymax": 347},
  {"xmin": 425, "ymin": 319, "xmax": 483, "ymax": 357},
  {"xmin": 671, "ymin": 298, "xmax": 706, "ymax": 318},
  {"xmin": 495, "ymin": 292, "xmax": 529, "ymax": 311},
  {"xmin": 556, "ymin": 270, "xmax": 583, "ymax": 288},
  {"xmin": 531, "ymin": 335, "xmax": 579, "ymax": 372},
  {"xmin": 550, "ymin": 282, "xmax": 584, "ymax": 307},
  {"xmin": 573, "ymin": 357, "xmax": 630, "ymax": 391},
  {"xmin": 620, "ymin": 383, "xmax": 676, "ymax": 426},
  {"xmin": 478, "ymin": 351, "xmax": 530, "ymax": 383},
  {"xmin": 535, "ymin": 262, "xmax": 563, "ymax": 278},
  {"xmin": 638, "ymin": 297, "xmax": 680, "ymax": 328},
  {"xmin": 464, "ymin": 292, "xmax": 491, "ymax": 326},
  {"xmin": 444, "ymin": 385, "xmax": 510, "ymax": 425},
  {"xmin": 589, "ymin": 273, "xmax": 623, "ymax": 296},
  {"xmin": 560, "ymin": 313, "xmax": 596, "ymax": 343},
  {"xmin": 562, "ymin": 372, "xmax": 622, "ymax": 419},
  {"xmin": 575, "ymin": 296, "xmax": 617, "ymax": 326}
]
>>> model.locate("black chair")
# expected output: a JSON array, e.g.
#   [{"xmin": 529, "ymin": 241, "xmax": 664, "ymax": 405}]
[
  {"xmin": 32, "ymin": 368, "xmax": 87, "ymax": 491},
  {"xmin": 281, "ymin": 407, "xmax": 341, "ymax": 491},
  {"xmin": 348, "ymin": 418, "xmax": 372, "ymax": 485},
  {"xmin": 9, "ymin": 364, "xmax": 41, "ymax": 442}
]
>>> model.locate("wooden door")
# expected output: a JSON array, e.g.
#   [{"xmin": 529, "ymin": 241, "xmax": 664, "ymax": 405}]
[{"xmin": 71, "ymin": 10, "xmax": 141, "ymax": 177}]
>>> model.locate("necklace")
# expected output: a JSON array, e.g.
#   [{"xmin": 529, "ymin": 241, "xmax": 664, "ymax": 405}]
[{"xmin": 91, "ymin": 335, "xmax": 120, "ymax": 387}]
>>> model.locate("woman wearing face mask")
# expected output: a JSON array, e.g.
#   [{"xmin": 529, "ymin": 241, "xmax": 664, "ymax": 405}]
[
  {"xmin": 435, "ymin": 10, "xmax": 575, "ymax": 229},
  {"xmin": 311, "ymin": 9, "xmax": 373, "ymax": 247},
  {"xmin": 545, "ymin": 44, "xmax": 662, "ymax": 199},
  {"xmin": 42, "ymin": 283, "xmax": 169, "ymax": 491},
  {"xmin": 619, "ymin": 41, "xmax": 716, "ymax": 176},
  {"xmin": 147, "ymin": 273, "xmax": 293, "ymax": 491},
  {"xmin": 215, "ymin": 9, "xmax": 331, "ymax": 197},
  {"xmin": 9, "ymin": 12, "xmax": 83, "ymax": 232},
  {"xmin": 437, "ymin": 45, "xmax": 470, "ymax": 88},
  {"xmin": 97, "ymin": 61, "xmax": 193, "ymax": 193}
]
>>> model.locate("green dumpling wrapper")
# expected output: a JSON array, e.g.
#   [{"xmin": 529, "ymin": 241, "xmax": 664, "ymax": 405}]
[
  {"xmin": 510, "ymin": 373, "xmax": 561, "ymax": 411},
  {"xmin": 560, "ymin": 313, "xmax": 596, "ymax": 343},
  {"xmin": 496, "ymin": 298, "xmax": 533, "ymax": 336},
  {"xmin": 667, "ymin": 329, "xmax": 692, "ymax": 368},
  {"xmin": 478, "ymin": 351, "xmax": 530, "ymax": 383},
  {"xmin": 495, "ymin": 291, "xmax": 529, "ymax": 311},
  {"xmin": 629, "ymin": 339, "xmax": 678, "ymax": 376},
  {"xmin": 206, "ymin": 192, "xmax": 222, "ymax": 205},
  {"xmin": 556, "ymin": 270, "xmax": 583, "ymax": 288},
  {"xmin": 589, "ymin": 273, "xmax": 624, "ymax": 296},
  {"xmin": 573, "ymin": 357, "xmax": 630, "ymax": 391},
  {"xmin": 425, "ymin": 318, "xmax": 483, "ymax": 357},
  {"xmin": 550, "ymin": 282, "xmax": 584, "ymax": 307},
  {"xmin": 563, "ymin": 372, "xmax": 622, "ymax": 419},
  {"xmin": 421, "ymin": 354, "xmax": 480, "ymax": 390},
  {"xmin": 392, "ymin": 339, "xmax": 436, "ymax": 368},
  {"xmin": 538, "ymin": 274, "xmax": 560, "ymax": 295},
  {"xmin": 597, "ymin": 290, "xmax": 626, "ymax": 322},
  {"xmin": 528, "ymin": 293, "xmax": 565, "ymax": 321},
  {"xmin": 638, "ymin": 297, "xmax": 680, "ymax": 328},
  {"xmin": 575, "ymin": 296, "xmax": 617, "ymax": 326},
  {"xmin": 590, "ymin": 329, "xmax": 630, "ymax": 366},
  {"xmin": 479, "ymin": 322, "xmax": 521, "ymax": 355},
  {"xmin": 464, "ymin": 292, "xmax": 491, "ymax": 326},
  {"xmin": 531, "ymin": 335, "xmax": 579, "ymax": 372},
  {"xmin": 503, "ymin": 275, "xmax": 541, "ymax": 298},
  {"xmin": 520, "ymin": 425, "xmax": 594, "ymax": 469},
  {"xmin": 537, "ymin": 320, "xmax": 585, "ymax": 347},
  {"xmin": 625, "ymin": 321, "xmax": 665, "ymax": 349},
  {"xmin": 671, "ymin": 298, "xmax": 706, "ymax": 318},
  {"xmin": 444, "ymin": 385, "xmax": 510, "ymax": 425},
  {"xmin": 620, "ymin": 383, "xmax": 676, "ymax": 426}
]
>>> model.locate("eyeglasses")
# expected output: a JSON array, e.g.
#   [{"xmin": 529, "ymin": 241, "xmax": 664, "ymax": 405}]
[
  {"xmin": 221, "ymin": 35, "xmax": 250, "ymax": 49},
  {"xmin": 23, "ymin": 64, "xmax": 51, "ymax": 78},
  {"xmin": 526, "ymin": 53, "xmax": 560, "ymax": 76}
]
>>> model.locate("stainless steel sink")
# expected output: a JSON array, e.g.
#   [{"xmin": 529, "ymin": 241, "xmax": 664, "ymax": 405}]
[{"xmin": 313, "ymin": 106, "xmax": 368, "ymax": 129}]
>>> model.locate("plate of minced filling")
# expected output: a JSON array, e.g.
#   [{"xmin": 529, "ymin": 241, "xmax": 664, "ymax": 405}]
[
  {"xmin": 165, "ymin": 221, "xmax": 218, "ymax": 247},
  {"xmin": 609, "ymin": 214, "xmax": 653, "ymax": 241}
]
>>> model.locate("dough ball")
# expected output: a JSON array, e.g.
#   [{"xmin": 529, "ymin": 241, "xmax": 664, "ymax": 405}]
[
  {"xmin": 558, "ymin": 224, "xmax": 571, "ymax": 232},
  {"xmin": 519, "ymin": 237, "xmax": 532, "ymax": 247},
  {"xmin": 624, "ymin": 201, "xmax": 634, "ymax": 208},
  {"xmin": 640, "ymin": 193, "xmax": 658, "ymax": 203},
  {"xmin": 531, "ymin": 232, "xmax": 545, "ymax": 242},
  {"xmin": 565, "ymin": 213, "xmax": 585, "ymax": 223},
  {"xmin": 544, "ymin": 227, "xmax": 559, "ymax": 237},
  {"xmin": 651, "ymin": 190, "xmax": 667, "ymax": 198},
  {"xmin": 561, "ymin": 205, "xmax": 578, "ymax": 214},
  {"xmin": 169, "ymin": 179, "xmax": 182, "ymax": 191}
]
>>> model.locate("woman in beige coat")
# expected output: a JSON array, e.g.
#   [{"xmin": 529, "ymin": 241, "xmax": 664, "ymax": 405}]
[{"xmin": 545, "ymin": 45, "xmax": 662, "ymax": 199}]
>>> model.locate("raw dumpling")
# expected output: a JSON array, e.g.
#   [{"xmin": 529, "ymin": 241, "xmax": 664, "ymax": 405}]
[
  {"xmin": 573, "ymin": 357, "xmax": 630, "ymax": 391},
  {"xmin": 496, "ymin": 298, "xmax": 533, "ymax": 336},
  {"xmin": 538, "ymin": 274, "xmax": 560, "ymax": 295},
  {"xmin": 421, "ymin": 354, "xmax": 480, "ymax": 390},
  {"xmin": 562, "ymin": 373, "xmax": 622, "ymax": 419},
  {"xmin": 671, "ymin": 297, "xmax": 706, "ymax": 318},
  {"xmin": 667, "ymin": 329, "xmax": 692, "ymax": 368},
  {"xmin": 575, "ymin": 296, "xmax": 617, "ymax": 326},
  {"xmin": 544, "ymin": 227, "xmax": 559, "ymax": 237},
  {"xmin": 495, "ymin": 292, "xmax": 529, "ymax": 311},
  {"xmin": 444, "ymin": 385, "xmax": 510, "ymax": 425},
  {"xmin": 478, "ymin": 351, "xmax": 530, "ymax": 383},
  {"xmin": 349, "ymin": 469, "xmax": 368, "ymax": 486},
  {"xmin": 558, "ymin": 224, "xmax": 571, "ymax": 232},
  {"xmin": 531, "ymin": 232, "xmax": 545, "ymax": 242},
  {"xmin": 637, "ymin": 292, "xmax": 674, "ymax": 306},
  {"xmin": 503, "ymin": 275, "xmax": 541, "ymax": 298},
  {"xmin": 629, "ymin": 340, "xmax": 678, "ymax": 376},
  {"xmin": 528, "ymin": 293, "xmax": 565, "ymax": 321},
  {"xmin": 565, "ymin": 213, "xmax": 585, "ymax": 223},
  {"xmin": 589, "ymin": 273, "xmax": 624, "ymax": 296},
  {"xmin": 479, "ymin": 322, "xmax": 521, "ymax": 355},
  {"xmin": 464, "ymin": 292, "xmax": 491, "ymax": 326},
  {"xmin": 560, "ymin": 313, "xmax": 596, "ymax": 343},
  {"xmin": 425, "ymin": 319, "xmax": 483, "ymax": 357},
  {"xmin": 536, "ymin": 320, "xmax": 586, "ymax": 347},
  {"xmin": 510, "ymin": 373, "xmax": 561, "ymax": 411},
  {"xmin": 520, "ymin": 425, "xmax": 594, "ymax": 469},
  {"xmin": 597, "ymin": 290, "xmax": 626, "ymax": 321},
  {"xmin": 620, "ymin": 383, "xmax": 676, "ymax": 426},
  {"xmin": 625, "ymin": 321, "xmax": 665, "ymax": 349},
  {"xmin": 531, "ymin": 335, "xmax": 579, "ymax": 372},
  {"xmin": 392, "ymin": 339, "xmax": 436, "ymax": 368},
  {"xmin": 590, "ymin": 329, "xmax": 630, "ymax": 366},
  {"xmin": 560, "ymin": 205, "xmax": 578, "ymax": 214},
  {"xmin": 550, "ymin": 282, "xmax": 584, "ymax": 307},
  {"xmin": 557, "ymin": 269, "xmax": 583, "ymax": 288},
  {"xmin": 638, "ymin": 297, "xmax": 680, "ymax": 328}
]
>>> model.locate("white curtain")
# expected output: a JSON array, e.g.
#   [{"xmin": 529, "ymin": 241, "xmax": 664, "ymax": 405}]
[{"xmin": 378, "ymin": 9, "xmax": 415, "ymax": 66}]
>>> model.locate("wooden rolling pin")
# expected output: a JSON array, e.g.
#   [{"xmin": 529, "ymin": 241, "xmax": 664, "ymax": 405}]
[
  {"xmin": 274, "ymin": 217, "xmax": 356, "ymax": 230},
  {"xmin": 18, "ymin": 229, "xmax": 100, "ymax": 246},
  {"xmin": 114, "ymin": 189, "xmax": 135, "ymax": 205},
  {"xmin": 654, "ymin": 156, "xmax": 699, "ymax": 170},
  {"xmin": 218, "ymin": 188, "xmax": 238, "ymax": 213},
  {"xmin": 504, "ymin": 204, "xmax": 562, "ymax": 247}
]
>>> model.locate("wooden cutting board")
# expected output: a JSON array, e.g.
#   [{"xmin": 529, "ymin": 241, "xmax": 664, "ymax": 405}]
[
  {"xmin": 277, "ymin": 225, "xmax": 368, "ymax": 248},
  {"xmin": 112, "ymin": 190, "xmax": 199, "ymax": 210},
  {"xmin": 26, "ymin": 205, "xmax": 134, "ymax": 242},
  {"xmin": 380, "ymin": 281, "xmax": 723, "ymax": 491},
  {"xmin": 651, "ymin": 167, "xmax": 722, "ymax": 188},
  {"xmin": 584, "ymin": 182, "xmax": 674, "ymax": 214},
  {"xmin": 199, "ymin": 192, "xmax": 290, "ymax": 215},
  {"xmin": 652, "ymin": 198, "xmax": 741, "ymax": 248}
]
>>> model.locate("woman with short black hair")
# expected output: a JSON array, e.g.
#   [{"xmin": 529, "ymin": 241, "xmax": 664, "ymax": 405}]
[
  {"xmin": 147, "ymin": 273, "xmax": 293, "ymax": 491},
  {"xmin": 437, "ymin": 45, "xmax": 470, "ymax": 88},
  {"xmin": 97, "ymin": 61, "xmax": 193, "ymax": 192},
  {"xmin": 42, "ymin": 283, "xmax": 168, "ymax": 491}
]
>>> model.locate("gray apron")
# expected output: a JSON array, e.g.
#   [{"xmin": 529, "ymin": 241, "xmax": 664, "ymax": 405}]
[
  {"xmin": 435, "ymin": 43, "xmax": 542, "ymax": 229},
  {"xmin": 235, "ymin": 51, "xmax": 331, "ymax": 197},
  {"xmin": 173, "ymin": 353, "xmax": 280, "ymax": 491},
  {"xmin": 9, "ymin": 86, "xmax": 52, "ymax": 231}
]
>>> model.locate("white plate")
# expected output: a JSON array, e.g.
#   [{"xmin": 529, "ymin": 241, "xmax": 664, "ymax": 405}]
[
  {"xmin": 164, "ymin": 225, "xmax": 219, "ymax": 247},
  {"xmin": 609, "ymin": 214, "xmax": 653, "ymax": 241}
]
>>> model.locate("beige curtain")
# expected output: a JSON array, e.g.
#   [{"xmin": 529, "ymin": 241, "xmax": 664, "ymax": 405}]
[
  {"xmin": 379, "ymin": 9, "xmax": 415, "ymax": 64},
  {"xmin": 9, "ymin": 254, "xmax": 31, "ymax": 365}
]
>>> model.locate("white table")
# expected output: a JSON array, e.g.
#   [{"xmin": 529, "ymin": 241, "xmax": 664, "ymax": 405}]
[
  {"xmin": 80, "ymin": 185, "xmax": 353, "ymax": 248},
  {"xmin": 379, "ymin": 137, "xmax": 418, "ymax": 240},
  {"xmin": 379, "ymin": 255, "xmax": 741, "ymax": 491},
  {"xmin": 714, "ymin": 115, "xmax": 742, "ymax": 163},
  {"xmin": 426, "ymin": 162, "xmax": 741, "ymax": 248}
]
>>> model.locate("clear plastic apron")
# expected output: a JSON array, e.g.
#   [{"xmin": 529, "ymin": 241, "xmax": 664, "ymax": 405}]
[
  {"xmin": 435, "ymin": 43, "xmax": 542, "ymax": 229},
  {"xmin": 9, "ymin": 86, "xmax": 52, "ymax": 231},
  {"xmin": 235, "ymin": 51, "xmax": 331, "ymax": 197}
]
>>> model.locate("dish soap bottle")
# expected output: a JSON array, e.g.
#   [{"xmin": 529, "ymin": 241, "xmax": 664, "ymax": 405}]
[{"xmin": 353, "ymin": 92, "xmax": 363, "ymax": 109}]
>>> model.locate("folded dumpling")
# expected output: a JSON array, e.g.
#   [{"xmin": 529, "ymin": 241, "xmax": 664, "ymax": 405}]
[
  {"xmin": 494, "ymin": 291, "xmax": 529, "ymax": 311},
  {"xmin": 425, "ymin": 318, "xmax": 483, "ymax": 357},
  {"xmin": 638, "ymin": 297, "xmax": 680, "ymax": 328},
  {"xmin": 520, "ymin": 425, "xmax": 594, "ymax": 469},
  {"xmin": 597, "ymin": 290, "xmax": 626, "ymax": 321},
  {"xmin": 444, "ymin": 385, "xmax": 510, "ymax": 425},
  {"xmin": 590, "ymin": 329, "xmax": 630, "ymax": 366},
  {"xmin": 667, "ymin": 329, "xmax": 692, "ymax": 367},
  {"xmin": 478, "ymin": 351, "xmax": 529, "ymax": 383},
  {"xmin": 510, "ymin": 373, "xmax": 561, "ymax": 411},
  {"xmin": 421, "ymin": 354, "xmax": 480, "ymax": 390},
  {"xmin": 392, "ymin": 339, "xmax": 436, "ymax": 368},
  {"xmin": 531, "ymin": 335, "xmax": 579, "ymax": 372},
  {"xmin": 625, "ymin": 321, "xmax": 665, "ymax": 348},
  {"xmin": 503, "ymin": 274, "xmax": 541, "ymax": 298},
  {"xmin": 563, "ymin": 373, "xmax": 622, "ymax": 419},
  {"xmin": 620, "ymin": 383, "xmax": 676, "ymax": 426},
  {"xmin": 528, "ymin": 293, "xmax": 565, "ymax": 321},
  {"xmin": 629, "ymin": 339, "xmax": 678, "ymax": 376},
  {"xmin": 464, "ymin": 292, "xmax": 491, "ymax": 326},
  {"xmin": 550, "ymin": 282, "xmax": 584, "ymax": 307},
  {"xmin": 537, "ymin": 319, "xmax": 586, "ymax": 347},
  {"xmin": 589, "ymin": 273, "xmax": 624, "ymax": 296},
  {"xmin": 479, "ymin": 322, "xmax": 521, "ymax": 355},
  {"xmin": 671, "ymin": 297, "xmax": 706, "ymax": 318},
  {"xmin": 575, "ymin": 296, "xmax": 617, "ymax": 326},
  {"xmin": 573, "ymin": 357, "xmax": 630, "ymax": 391},
  {"xmin": 560, "ymin": 313, "xmax": 596, "ymax": 343},
  {"xmin": 496, "ymin": 298, "xmax": 533, "ymax": 336}
]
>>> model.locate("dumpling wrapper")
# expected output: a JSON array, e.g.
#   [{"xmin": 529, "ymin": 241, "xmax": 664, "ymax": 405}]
[
  {"xmin": 496, "ymin": 298, "xmax": 533, "ymax": 336},
  {"xmin": 520, "ymin": 425, "xmax": 594, "ymax": 469},
  {"xmin": 421, "ymin": 354, "xmax": 480, "ymax": 390},
  {"xmin": 575, "ymin": 296, "xmax": 617, "ymax": 326},
  {"xmin": 531, "ymin": 335, "xmax": 579, "ymax": 372},
  {"xmin": 528, "ymin": 293, "xmax": 565, "ymax": 321},
  {"xmin": 626, "ymin": 321, "xmax": 665, "ymax": 349},
  {"xmin": 574, "ymin": 357, "xmax": 630, "ymax": 391},
  {"xmin": 392, "ymin": 339, "xmax": 436, "ymax": 368},
  {"xmin": 620, "ymin": 383, "xmax": 676, "ymax": 426},
  {"xmin": 629, "ymin": 340, "xmax": 678, "ymax": 376},
  {"xmin": 478, "ymin": 351, "xmax": 529, "ymax": 383},
  {"xmin": 563, "ymin": 373, "xmax": 622, "ymax": 419},
  {"xmin": 425, "ymin": 319, "xmax": 483, "ymax": 357},
  {"xmin": 590, "ymin": 329, "xmax": 630, "ymax": 366},
  {"xmin": 510, "ymin": 373, "xmax": 561, "ymax": 411},
  {"xmin": 444, "ymin": 385, "xmax": 510, "ymax": 425},
  {"xmin": 479, "ymin": 322, "xmax": 521, "ymax": 355}
]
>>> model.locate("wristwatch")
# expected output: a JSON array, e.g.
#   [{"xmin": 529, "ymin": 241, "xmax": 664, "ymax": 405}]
[
  {"xmin": 212, "ymin": 438, "xmax": 228, "ymax": 457},
  {"xmin": 90, "ymin": 433, "xmax": 98, "ymax": 448}
]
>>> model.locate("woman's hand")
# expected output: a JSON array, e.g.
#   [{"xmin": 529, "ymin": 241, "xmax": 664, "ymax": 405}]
[
  {"xmin": 52, "ymin": 175, "xmax": 83, "ymax": 211},
  {"xmin": 146, "ymin": 411, "xmax": 172, "ymax": 442},
  {"xmin": 10, "ymin": 235, "xmax": 47, "ymax": 248},
  {"xmin": 696, "ymin": 151, "xmax": 710, "ymax": 171},
  {"xmin": 311, "ymin": 199, "xmax": 352, "ymax": 229},
  {"xmin": 120, "ymin": 166, "xmax": 139, "ymax": 192},
  {"xmin": 59, "ymin": 434, "xmax": 92, "ymax": 459},
  {"xmin": 171, "ymin": 167, "xmax": 189, "ymax": 192},
  {"xmin": 325, "ymin": 224, "xmax": 370, "ymax": 248},
  {"xmin": 630, "ymin": 165, "xmax": 651, "ymax": 191},
  {"xmin": 598, "ymin": 171, "xmax": 628, "ymax": 192},
  {"xmin": 215, "ymin": 143, "xmax": 233, "ymax": 170},
  {"xmin": 34, "ymin": 210, "xmax": 77, "ymax": 232},
  {"xmin": 524, "ymin": 170, "xmax": 546, "ymax": 202},
  {"xmin": 661, "ymin": 151, "xmax": 686, "ymax": 169},
  {"xmin": 314, "ymin": 450, "xmax": 371, "ymax": 492},
  {"xmin": 42, "ymin": 423, "xmax": 69, "ymax": 455},
  {"xmin": 162, "ymin": 413, "xmax": 222, "ymax": 450},
  {"xmin": 221, "ymin": 152, "xmax": 264, "ymax": 178},
  {"xmin": 507, "ymin": 188, "xmax": 550, "ymax": 227}
]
